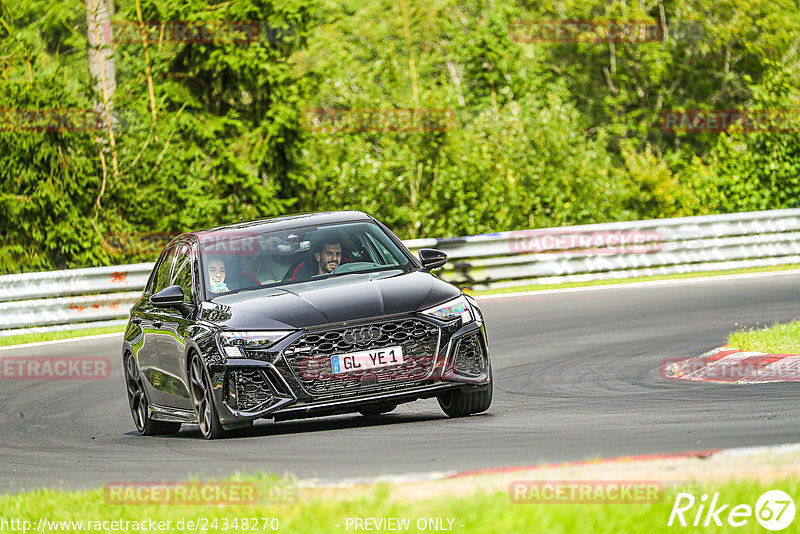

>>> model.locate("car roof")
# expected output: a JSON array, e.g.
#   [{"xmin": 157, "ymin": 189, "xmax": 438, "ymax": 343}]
[{"xmin": 184, "ymin": 211, "xmax": 374, "ymax": 242}]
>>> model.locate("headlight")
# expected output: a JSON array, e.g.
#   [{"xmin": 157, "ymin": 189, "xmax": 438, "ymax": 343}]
[
  {"xmin": 464, "ymin": 294, "xmax": 483, "ymax": 323},
  {"xmin": 422, "ymin": 295, "xmax": 474, "ymax": 324},
  {"xmin": 217, "ymin": 331, "xmax": 293, "ymax": 358}
]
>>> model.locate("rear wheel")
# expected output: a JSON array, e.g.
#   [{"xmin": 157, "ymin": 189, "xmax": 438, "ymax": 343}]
[
  {"xmin": 189, "ymin": 354, "xmax": 225, "ymax": 439},
  {"xmin": 437, "ymin": 369, "xmax": 493, "ymax": 417},
  {"xmin": 124, "ymin": 353, "xmax": 181, "ymax": 435}
]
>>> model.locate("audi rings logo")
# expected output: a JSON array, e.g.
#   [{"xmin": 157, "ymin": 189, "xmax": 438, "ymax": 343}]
[{"xmin": 343, "ymin": 327, "xmax": 382, "ymax": 346}]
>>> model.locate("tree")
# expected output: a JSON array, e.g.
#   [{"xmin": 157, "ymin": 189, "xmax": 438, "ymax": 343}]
[
  {"xmin": 0, "ymin": 0, "xmax": 317, "ymax": 273},
  {"xmin": 701, "ymin": 63, "xmax": 800, "ymax": 213}
]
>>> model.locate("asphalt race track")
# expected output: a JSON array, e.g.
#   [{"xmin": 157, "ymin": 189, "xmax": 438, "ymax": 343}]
[{"xmin": 3, "ymin": 272, "xmax": 800, "ymax": 494}]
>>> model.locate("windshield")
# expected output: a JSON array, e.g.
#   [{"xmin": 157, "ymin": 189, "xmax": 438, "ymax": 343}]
[{"xmin": 198, "ymin": 220, "xmax": 414, "ymax": 297}]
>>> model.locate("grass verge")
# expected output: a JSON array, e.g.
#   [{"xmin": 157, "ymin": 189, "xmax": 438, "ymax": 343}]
[
  {"xmin": 0, "ymin": 474, "xmax": 795, "ymax": 533},
  {"xmin": 728, "ymin": 320, "xmax": 800, "ymax": 355},
  {"xmin": 465, "ymin": 264, "xmax": 800, "ymax": 296},
  {"xmin": 0, "ymin": 325, "xmax": 125, "ymax": 348}
]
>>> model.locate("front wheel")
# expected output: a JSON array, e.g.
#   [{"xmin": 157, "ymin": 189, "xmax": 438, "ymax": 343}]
[
  {"xmin": 124, "ymin": 353, "xmax": 181, "ymax": 436},
  {"xmin": 189, "ymin": 354, "xmax": 225, "ymax": 439},
  {"xmin": 437, "ymin": 370, "xmax": 493, "ymax": 418}
]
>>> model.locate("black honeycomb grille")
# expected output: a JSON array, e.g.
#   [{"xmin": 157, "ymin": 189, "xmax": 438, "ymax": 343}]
[
  {"xmin": 453, "ymin": 334, "xmax": 485, "ymax": 377},
  {"xmin": 229, "ymin": 369, "xmax": 272, "ymax": 411},
  {"xmin": 282, "ymin": 318, "xmax": 439, "ymax": 397}
]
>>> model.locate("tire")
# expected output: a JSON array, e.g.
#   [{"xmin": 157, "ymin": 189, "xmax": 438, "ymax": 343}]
[
  {"xmin": 124, "ymin": 352, "xmax": 181, "ymax": 436},
  {"xmin": 437, "ymin": 368, "xmax": 493, "ymax": 417},
  {"xmin": 358, "ymin": 403, "xmax": 396, "ymax": 416},
  {"xmin": 468, "ymin": 368, "xmax": 493, "ymax": 415},
  {"xmin": 188, "ymin": 353, "xmax": 226, "ymax": 439}
]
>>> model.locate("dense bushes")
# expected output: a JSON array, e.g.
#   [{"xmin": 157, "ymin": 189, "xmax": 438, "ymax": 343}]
[{"xmin": 1, "ymin": 0, "xmax": 799, "ymax": 273}]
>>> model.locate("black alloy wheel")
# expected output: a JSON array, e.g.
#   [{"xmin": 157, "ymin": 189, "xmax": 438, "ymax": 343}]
[
  {"xmin": 189, "ymin": 353, "xmax": 226, "ymax": 439},
  {"xmin": 124, "ymin": 352, "xmax": 181, "ymax": 435}
]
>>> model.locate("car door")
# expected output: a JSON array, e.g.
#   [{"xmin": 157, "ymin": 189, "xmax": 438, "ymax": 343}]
[
  {"xmin": 131, "ymin": 245, "xmax": 177, "ymax": 406},
  {"xmin": 152, "ymin": 242, "xmax": 196, "ymax": 411}
]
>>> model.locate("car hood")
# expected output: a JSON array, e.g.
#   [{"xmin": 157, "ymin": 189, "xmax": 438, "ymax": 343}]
[{"xmin": 199, "ymin": 270, "xmax": 461, "ymax": 330}]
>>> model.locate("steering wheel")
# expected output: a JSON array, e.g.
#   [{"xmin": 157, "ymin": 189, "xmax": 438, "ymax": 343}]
[{"xmin": 331, "ymin": 262, "xmax": 376, "ymax": 274}]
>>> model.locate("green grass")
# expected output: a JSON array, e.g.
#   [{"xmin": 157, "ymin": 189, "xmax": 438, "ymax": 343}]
[
  {"xmin": 0, "ymin": 475, "xmax": 796, "ymax": 533},
  {"xmin": 728, "ymin": 320, "xmax": 800, "ymax": 355},
  {"xmin": 465, "ymin": 264, "xmax": 800, "ymax": 296},
  {"xmin": 0, "ymin": 325, "xmax": 125, "ymax": 347}
]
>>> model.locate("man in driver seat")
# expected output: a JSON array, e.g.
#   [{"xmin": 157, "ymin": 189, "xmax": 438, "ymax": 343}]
[
  {"xmin": 315, "ymin": 239, "xmax": 342, "ymax": 275},
  {"xmin": 288, "ymin": 237, "xmax": 344, "ymax": 281}
]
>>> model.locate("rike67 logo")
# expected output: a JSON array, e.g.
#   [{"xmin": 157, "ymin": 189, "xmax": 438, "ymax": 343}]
[{"xmin": 668, "ymin": 490, "xmax": 795, "ymax": 531}]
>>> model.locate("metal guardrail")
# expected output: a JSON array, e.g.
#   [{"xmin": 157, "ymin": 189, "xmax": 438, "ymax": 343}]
[
  {"xmin": 0, "ymin": 263, "xmax": 154, "ymax": 303},
  {"xmin": 405, "ymin": 209, "xmax": 800, "ymax": 289},
  {"xmin": 2, "ymin": 209, "xmax": 800, "ymax": 336}
]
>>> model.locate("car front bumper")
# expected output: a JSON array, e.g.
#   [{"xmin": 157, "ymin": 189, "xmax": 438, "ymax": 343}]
[{"xmin": 207, "ymin": 313, "xmax": 492, "ymax": 427}]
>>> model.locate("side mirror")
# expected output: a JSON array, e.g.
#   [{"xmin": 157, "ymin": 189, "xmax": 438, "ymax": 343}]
[
  {"xmin": 418, "ymin": 248, "xmax": 447, "ymax": 271},
  {"xmin": 151, "ymin": 285, "xmax": 191, "ymax": 316}
]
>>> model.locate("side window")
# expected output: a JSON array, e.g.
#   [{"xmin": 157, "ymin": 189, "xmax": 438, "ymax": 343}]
[
  {"xmin": 171, "ymin": 245, "xmax": 193, "ymax": 303},
  {"xmin": 152, "ymin": 246, "xmax": 177, "ymax": 293}
]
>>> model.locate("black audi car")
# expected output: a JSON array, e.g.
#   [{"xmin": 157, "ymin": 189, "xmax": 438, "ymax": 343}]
[{"xmin": 122, "ymin": 211, "xmax": 492, "ymax": 439}]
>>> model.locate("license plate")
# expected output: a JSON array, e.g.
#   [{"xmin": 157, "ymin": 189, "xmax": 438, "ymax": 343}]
[{"xmin": 330, "ymin": 345, "xmax": 404, "ymax": 374}]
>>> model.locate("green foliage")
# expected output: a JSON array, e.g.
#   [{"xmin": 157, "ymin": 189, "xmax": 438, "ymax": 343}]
[
  {"xmin": 1, "ymin": 0, "xmax": 800, "ymax": 273},
  {"xmin": 616, "ymin": 140, "xmax": 693, "ymax": 219},
  {"xmin": 298, "ymin": 0, "xmax": 629, "ymax": 237},
  {"xmin": 700, "ymin": 64, "xmax": 800, "ymax": 212},
  {"xmin": 0, "ymin": 0, "xmax": 102, "ymax": 272},
  {"xmin": 0, "ymin": 0, "xmax": 316, "ymax": 273}
]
